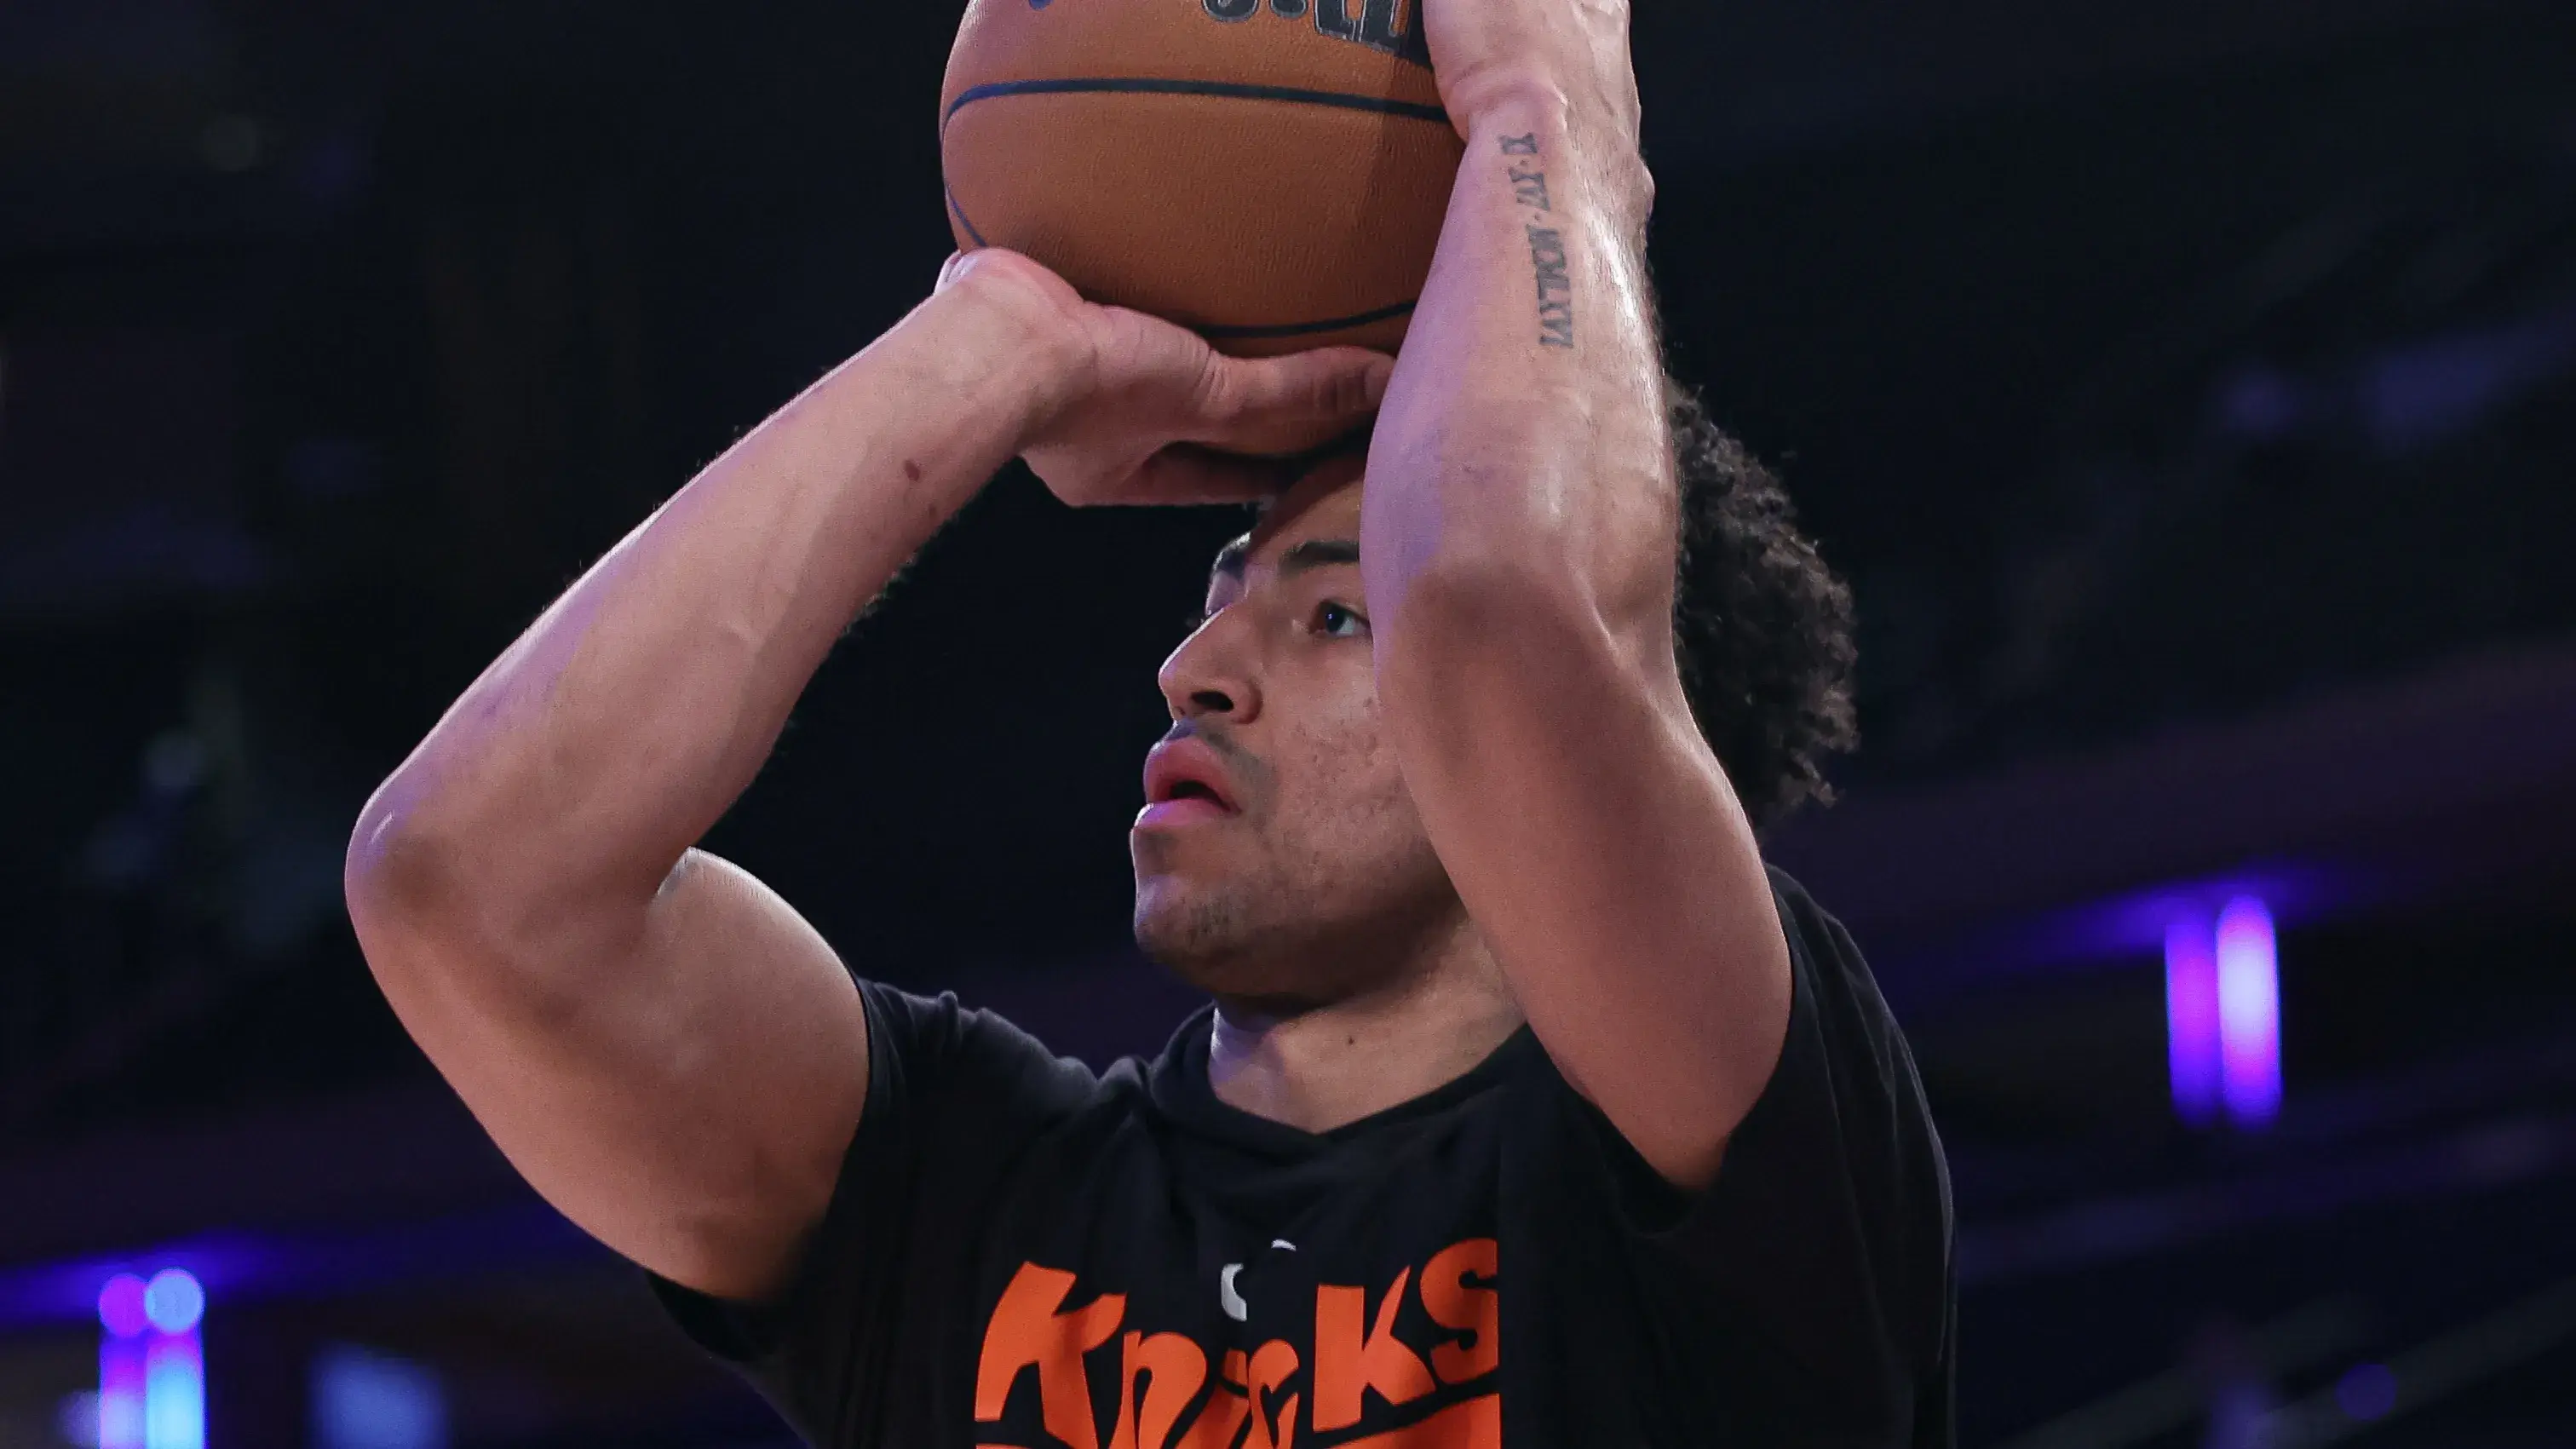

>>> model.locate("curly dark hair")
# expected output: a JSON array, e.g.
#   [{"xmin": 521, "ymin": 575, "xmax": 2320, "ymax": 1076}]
[
  {"xmin": 1662, "ymin": 377, "xmax": 1858, "ymax": 826},
  {"xmin": 1272, "ymin": 377, "xmax": 1857, "ymax": 827}
]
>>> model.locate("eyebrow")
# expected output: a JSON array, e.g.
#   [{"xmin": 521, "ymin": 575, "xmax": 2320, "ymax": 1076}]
[{"xmin": 1212, "ymin": 538, "xmax": 1361, "ymax": 582}]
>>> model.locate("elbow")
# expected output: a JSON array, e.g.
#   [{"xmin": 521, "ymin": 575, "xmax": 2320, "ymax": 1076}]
[
  {"xmin": 342, "ymin": 802, "xmax": 618, "ymax": 1059},
  {"xmin": 342, "ymin": 803, "xmax": 580, "ymax": 1033},
  {"xmin": 343, "ymin": 795, "xmax": 477, "ymax": 978},
  {"xmin": 342, "ymin": 784, "xmax": 538, "ymax": 983},
  {"xmin": 344, "ymin": 763, "xmax": 484, "ymax": 920},
  {"xmin": 344, "ymin": 800, "xmax": 424, "ymax": 921},
  {"xmin": 343, "ymin": 785, "xmax": 647, "ymax": 1010}
]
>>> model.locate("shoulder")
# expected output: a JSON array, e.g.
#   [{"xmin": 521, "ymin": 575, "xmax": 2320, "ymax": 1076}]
[
  {"xmin": 856, "ymin": 979, "xmax": 1132, "ymax": 1136},
  {"xmin": 1752, "ymin": 865, "xmax": 1939, "ymax": 1170},
  {"xmin": 1765, "ymin": 865, "xmax": 1859, "ymax": 971},
  {"xmin": 1521, "ymin": 866, "xmax": 1952, "ymax": 1434},
  {"xmin": 1762, "ymin": 867, "xmax": 1916, "ymax": 1082}
]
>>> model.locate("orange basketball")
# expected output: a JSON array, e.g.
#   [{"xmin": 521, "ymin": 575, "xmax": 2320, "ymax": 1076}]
[{"xmin": 940, "ymin": 0, "xmax": 1463, "ymax": 358}]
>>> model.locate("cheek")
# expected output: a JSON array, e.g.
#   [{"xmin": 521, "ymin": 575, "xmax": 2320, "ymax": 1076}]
[{"xmin": 1276, "ymin": 677, "xmax": 1424, "ymax": 845}]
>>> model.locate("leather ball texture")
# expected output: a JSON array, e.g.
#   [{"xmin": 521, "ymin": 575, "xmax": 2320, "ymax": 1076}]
[{"xmin": 940, "ymin": 0, "xmax": 1462, "ymax": 358}]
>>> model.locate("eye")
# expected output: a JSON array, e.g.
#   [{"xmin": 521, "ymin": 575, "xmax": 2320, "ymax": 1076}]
[{"xmin": 1311, "ymin": 601, "xmax": 1369, "ymax": 639}]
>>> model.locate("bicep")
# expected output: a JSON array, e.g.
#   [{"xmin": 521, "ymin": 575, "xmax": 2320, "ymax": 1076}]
[
  {"xmin": 358, "ymin": 848, "xmax": 870, "ymax": 1302},
  {"xmin": 1383, "ymin": 586, "xmax": 1789, "ymax": 1187}
]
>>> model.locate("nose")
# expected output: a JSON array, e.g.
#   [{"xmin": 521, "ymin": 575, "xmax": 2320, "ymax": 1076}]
[{"xmin": 1157, "ymin": 612, "xmax": 1262, "ymax": 725}]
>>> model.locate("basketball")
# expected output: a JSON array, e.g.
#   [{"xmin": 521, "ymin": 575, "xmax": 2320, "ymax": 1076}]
[{"xmin": 940, "ymin": 0, "xmax": 1463, "ymax": 359}]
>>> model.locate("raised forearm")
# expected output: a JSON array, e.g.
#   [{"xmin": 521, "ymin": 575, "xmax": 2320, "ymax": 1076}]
[
  {"xmin": 1365, "ymin": 84, "xmax": 1670, "ymax": 624},
  {"xmin": 1360, "ymin": 36, "xmax": 1794, "ymax": 1183},
  {"xmin": 350, "ymin": 280, "xmax": 1072, "ymax": 942}
]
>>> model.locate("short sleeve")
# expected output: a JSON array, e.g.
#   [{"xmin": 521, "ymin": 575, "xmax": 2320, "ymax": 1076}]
[
  {"xmin": 1564, "ymin": 870, "xmax": 1956, "ymax": 1444},
  {"xmin": 647, "ymin": 980, "xmax": 1098, "ymax": 1446}
]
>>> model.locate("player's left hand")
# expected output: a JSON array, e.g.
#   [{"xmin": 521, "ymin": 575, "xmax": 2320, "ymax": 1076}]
[{"xmin": 936, "ymin": 249, "xmax": 1392, "ymax": 508}]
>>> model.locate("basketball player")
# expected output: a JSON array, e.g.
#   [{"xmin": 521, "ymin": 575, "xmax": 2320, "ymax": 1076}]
[{"xmin": 345, "ymin": 0, "xmax": 1954, "ymax": 1444}]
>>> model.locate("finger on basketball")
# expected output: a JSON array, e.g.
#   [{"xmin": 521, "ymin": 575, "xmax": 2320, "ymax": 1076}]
[
  {"xmin": 1050, "ymin": 446, "xmax": 1282, "ymax": 509},
  {"xmin": 1187, "ymin": 348, "xmax": 1393, "ymax": 459},
  {"xmin": 1136, "ymin": 446, "xmax": 1295, "ymax": 506}
]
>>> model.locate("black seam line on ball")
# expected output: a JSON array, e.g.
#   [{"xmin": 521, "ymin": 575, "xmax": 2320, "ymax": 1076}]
[
  {"xmin": 943, "ymin": 78, "xmax": 1450, "ymax": 127},
  {"xmin": 1198, "ymin": 299, "xmax": 1417, "ymax": 338}
]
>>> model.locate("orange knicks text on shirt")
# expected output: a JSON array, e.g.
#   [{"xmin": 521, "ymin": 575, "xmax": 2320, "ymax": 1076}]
[{"xmin": 975, "ymin": 1238, "xmax": 1500, "ymax": 1449}]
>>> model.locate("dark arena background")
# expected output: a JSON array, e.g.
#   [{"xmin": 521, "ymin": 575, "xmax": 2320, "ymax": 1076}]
[{"xmin": 6, "ymin": 1, "xmax": 2576, "ymax": 1445}]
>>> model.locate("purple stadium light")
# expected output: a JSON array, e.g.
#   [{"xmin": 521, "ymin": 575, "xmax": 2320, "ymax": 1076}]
[
  {"xmin": 98, "ymin": 1275, "xmax": 150, "ymax": 1339},
  {"xmin": 2165, "ymin": 916, "xmax": 2222, "ymax": 1128},
  {"xmin": 98, "ymin": 1274, "xmax": 151, "ymax": 1449},
  {"xmin": 95, "ymin": 1272, "xmax": 204, "ymax": 1449},
  {"xmin": 100, "ymin": 1335, "xmax": 146, "ymax": 1449},
  {"xmin": 2217, "ymin": 896, "xmax": 2283, "ymax": 1128}
]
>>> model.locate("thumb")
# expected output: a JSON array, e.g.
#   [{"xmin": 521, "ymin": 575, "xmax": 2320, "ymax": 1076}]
[{"xmin": 1187, "ymin": 346, "xmax": 1395, "ymax": 457}]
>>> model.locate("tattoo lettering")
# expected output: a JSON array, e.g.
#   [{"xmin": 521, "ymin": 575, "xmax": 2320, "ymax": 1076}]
[
  {"xmin": 1526, "ymin": 226, "xmax": 1575, "ymax": 348},
  {"xmin": 1500, "ymin": 134, "xmax": 1573, "ymax": 348},
  {"xmin": 1508, "ymin": 163, "xmax": 1551, "ymax": 211}
]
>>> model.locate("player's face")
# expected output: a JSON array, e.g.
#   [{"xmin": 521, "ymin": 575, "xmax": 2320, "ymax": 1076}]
[{"xmin": 1130, "ymin": 457, "xmax": 1458, "ymax": 1006}]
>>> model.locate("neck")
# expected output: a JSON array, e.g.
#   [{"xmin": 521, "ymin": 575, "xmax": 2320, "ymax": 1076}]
[{"xmin": 1205, "ymin": 922, "xmax": 1523, "ymax": 1135}]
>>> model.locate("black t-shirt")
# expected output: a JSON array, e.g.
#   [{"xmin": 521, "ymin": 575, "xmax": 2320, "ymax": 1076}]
[{"xmin": 653, "ymin": 870, "xmax": 1954, "ymax": 1448}]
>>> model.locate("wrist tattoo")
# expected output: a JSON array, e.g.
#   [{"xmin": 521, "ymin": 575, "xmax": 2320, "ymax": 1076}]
[
  {"xmin": 1499, "ymin": 135, "xmax": 1575, "ymax": 349},
  {"xmin": 1526, "ymin": 227, "xmax": 1575, "ymax": 348}
]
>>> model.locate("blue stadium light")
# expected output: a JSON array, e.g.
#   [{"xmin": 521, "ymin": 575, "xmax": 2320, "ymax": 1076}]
[
  {"xmin": 2217, "ymin": 896, "xmax": 2282, "ymax": 1128},
  {"xmin": 313, "ymin": 1344, "xmax": 451, "ymax": 1449},
  {"xmin": 144, "ymin": 1328, "xmax": 204, "ymax": 1449},
  {"xmin": 96, "ymin": 1270, "xmax": 204, "ymax": 1449},
  {"xmin": 142, "ymin": 1271, "xmax": 204, "ymax": 1336}
]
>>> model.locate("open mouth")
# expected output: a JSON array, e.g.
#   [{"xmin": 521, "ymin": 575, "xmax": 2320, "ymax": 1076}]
[{"xmin": 1140, "ymin": 738, "xmax": 1243, "ymax": 827}]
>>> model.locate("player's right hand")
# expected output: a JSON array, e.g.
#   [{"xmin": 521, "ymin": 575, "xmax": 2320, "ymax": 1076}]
[{"xmin": 936, "ymin": 248, "xmax": 1393, "ymax": 507}]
